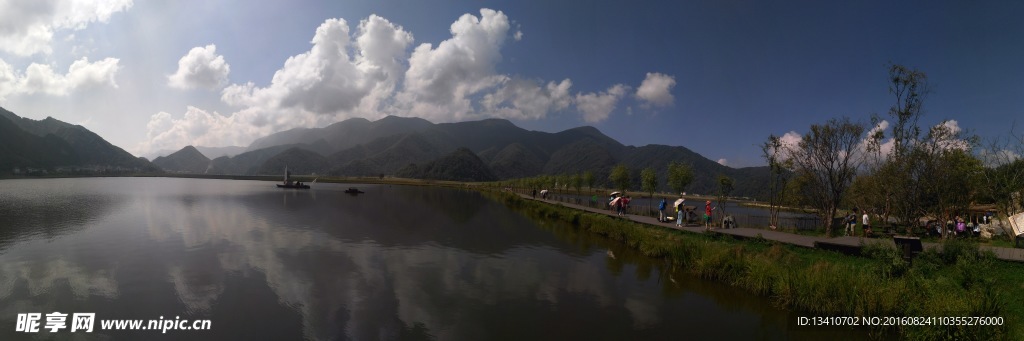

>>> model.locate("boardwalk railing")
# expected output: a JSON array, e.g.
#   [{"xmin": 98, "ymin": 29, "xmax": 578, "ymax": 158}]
[{"xmin": 527, "ymin": 190, "xmax": 822, "ymax": 230}]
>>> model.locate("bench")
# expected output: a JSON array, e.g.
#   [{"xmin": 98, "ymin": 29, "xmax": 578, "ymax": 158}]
[{"xmin": 893, "ymin": 236, "xmax": 923, "ymax": 262}]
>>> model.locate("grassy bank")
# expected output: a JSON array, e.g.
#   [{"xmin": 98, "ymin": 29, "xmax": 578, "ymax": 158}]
[{"xmin": 488, "ymin": 190, "xmax": 1021, "ymax": 340}]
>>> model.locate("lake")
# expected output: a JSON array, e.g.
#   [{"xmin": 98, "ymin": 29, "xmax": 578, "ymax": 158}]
[{"xmin": 0, "ymin": 177, "xmax": 865, "ymax": 340}]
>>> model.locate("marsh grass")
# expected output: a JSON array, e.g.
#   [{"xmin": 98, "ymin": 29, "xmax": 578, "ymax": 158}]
[{"xmin": 488, "ymin": 191, "xmax": 1020, "ymax": 340}]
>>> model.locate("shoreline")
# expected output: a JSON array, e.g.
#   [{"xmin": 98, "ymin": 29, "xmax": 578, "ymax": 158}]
[{"xmin": 483, "ymin": 190, "xmax": 1022, "ymax": 340}]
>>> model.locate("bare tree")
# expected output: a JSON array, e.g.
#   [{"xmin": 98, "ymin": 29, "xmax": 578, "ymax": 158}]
[
  {"xmin": 787, "ymin": 117, "xmax": 866, "ymax": 237},
  {"xmin": 876, "ymin": 64, "xmax": 930, "ymax": 230}
]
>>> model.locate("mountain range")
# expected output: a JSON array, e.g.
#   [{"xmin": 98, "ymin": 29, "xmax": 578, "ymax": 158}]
[
  {"xmin": 0, "ymin": 107, "xmax": 157, "ymax": 175},
  {"xmin": 165, "ymin": 115, "xmax": 772, "ymax": 198},
  {"xmin": 0, "ymin": 105, "xmax": 771, "ymax": 198}
]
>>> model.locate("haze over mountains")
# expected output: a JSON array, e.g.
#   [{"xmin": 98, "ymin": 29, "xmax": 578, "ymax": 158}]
[{"xmin": 0, "ymin": 106, "xmax": 770, "ymax": 198}]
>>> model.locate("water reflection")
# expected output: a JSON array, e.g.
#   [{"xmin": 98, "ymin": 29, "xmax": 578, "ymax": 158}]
[
  {"xmin": 0, "ymin": 178, "xmax": 125, "ymax": 250},
  {"xmin": 0, "ymin": 178, "xmax": 867, "ymax": 340}
]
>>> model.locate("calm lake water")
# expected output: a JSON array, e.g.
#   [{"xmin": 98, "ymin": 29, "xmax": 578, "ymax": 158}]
[{"xmin": 0, "ymin": 177, "xmax": 865, "ymax": 340}]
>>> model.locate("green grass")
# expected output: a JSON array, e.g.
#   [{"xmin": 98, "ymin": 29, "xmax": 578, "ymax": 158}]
[{"xmin": 488, "ymin": 190, "xmax": 1023, "ymax": 340}]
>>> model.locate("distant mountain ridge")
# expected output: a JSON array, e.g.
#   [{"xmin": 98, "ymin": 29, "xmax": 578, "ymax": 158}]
[
  {"xmin": 152, "ymin": 146, "xmax": 210, "ymax": 173},
  {"xmin": 146, "ymin": 145, "xmax": 246, "ymax": 160},
  {"xmin": 157, "ymin": 115, "xmax": 771, "ymax": 198},
  {"xmin": 0, "ymin": 107, "xmax": 158, "ymax": 175}
]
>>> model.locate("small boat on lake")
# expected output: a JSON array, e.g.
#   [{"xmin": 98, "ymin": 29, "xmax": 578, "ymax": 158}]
[
  {"xmin": 277, "ymin": 166, "xmax": 310, "ymax": 189},
  {"xmin": 344, "ymin": 187, "xmax": 364, "ymax": 194}
]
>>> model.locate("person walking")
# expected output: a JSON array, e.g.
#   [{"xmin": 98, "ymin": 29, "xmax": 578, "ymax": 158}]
[
  {"xmin": 862, "ymin": 210, "xmax": 872, "ymax": 237},
  {"xmin": 658, "ymin": 198, "xmax": 667, "ymax": 222}
]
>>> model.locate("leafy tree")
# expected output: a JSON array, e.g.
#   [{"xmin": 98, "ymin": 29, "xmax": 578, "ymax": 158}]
[
  {"xmin": 716, "ymin": 174, "xmax": 734, "ymax": 221},
  {"xmin": 666, "ymin": 161, "xmax": 694, "ymax": 195},
  {"xmin": 641, "ymin": 167, "xmax": 658, "ymax": 213},
  {"xmin": 761, "ymin": 135, "xmax": 793, "ymax": 228},
  {"xmin": 583, "ymin": 171, "xmax": 595, "ymax": 192},
  {"xmin": 571, "ymin": 172, "xmax": 582, "ymax": 196},
  {"xmin": 862, "ymin": 65, "xmax": 985, "ymax": 236},
  {"xmin": 610, "ymin": 164, "xmax": 631, "ymax": 193},
  {"xmin": 787, "ymin": 117, "xmax": 866, "ymax": 237},
  {"xmin": 914, "ymin": 124, "xmax": 982, "ymax": 238}
]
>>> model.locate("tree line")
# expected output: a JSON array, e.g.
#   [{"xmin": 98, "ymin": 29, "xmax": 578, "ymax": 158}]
[{"xmin": 764, "ymin": 64, "xmax": 1024, "ymax": 237}]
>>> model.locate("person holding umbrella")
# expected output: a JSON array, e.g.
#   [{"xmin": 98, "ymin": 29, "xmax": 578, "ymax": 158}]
[
  {"xmin": 674, "ymin": 194, "xmax": 686, "ymax": 227},
  {"xmin": 609, "ymin": 191, "xmax": 621, "ymax": 212}
]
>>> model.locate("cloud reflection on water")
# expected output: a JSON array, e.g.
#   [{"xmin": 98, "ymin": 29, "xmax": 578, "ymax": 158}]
[{"xmin": 0, "ymin": 178, "xmax": 821, "ymax": 340}]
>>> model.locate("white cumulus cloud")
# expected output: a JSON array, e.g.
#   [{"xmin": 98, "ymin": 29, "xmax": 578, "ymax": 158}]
[
  {"xmin": 717, "ymin": 158, "xmax": 728, "ymax": 166},
  {"xmin": 140, "ymin": 9, "xmax": 670, "ymax": 154},
  {"xmin": 222, "ymin": 14, "xmax": 413, "ymax": 117},
  {"xmin": 139, "ymin": 106, "xmax": 268, "ymax": 155},
  {"xmin": 978, "ymin": 148, "xmax": 1021, "ymax": 167},
  {"xmin": 397, "ymin": 8, "xmax": 511, "ymax": 122},
  {"xmin": 145, "ymin": 15, "xmax": 415, "ymax": 154},
  {"xmin": 932, "ymin": 120, "xmax": 971, "ymax": 151},
  {"xmin": 575, "ymin": 84, "xmax": 628, "ymax": 123},
  {"xmin": 481, "ymin": 78, "xmax": 572, "ymax": 120},
  {"xmin": 635, "ymin": 72, "xmax": 675, "ymax": 107},
  {"xmin": 862, "ymin": 120, "xmax": 894, "ymax": 158},
  {"xmin": 0, "ymin": 0, "xmax": 133, "ymax": 56},
  {"xmin": 0, "ymin": 57, "xmax": 120, "ymax": 99},
  {"xmin": 168, "ymin": 44, "xmax": 231, "ymax": 90}
]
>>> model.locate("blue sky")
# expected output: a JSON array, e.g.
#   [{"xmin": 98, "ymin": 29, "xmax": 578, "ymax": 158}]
[{"xmin": 0, "ymin": 0, "xmax": 1022, "ymax": 166}]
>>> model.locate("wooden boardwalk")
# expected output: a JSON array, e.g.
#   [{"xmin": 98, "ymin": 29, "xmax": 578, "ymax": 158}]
[{"xmin": 519, "ymin": 193, "xmax": 1024, "ymax": 263}]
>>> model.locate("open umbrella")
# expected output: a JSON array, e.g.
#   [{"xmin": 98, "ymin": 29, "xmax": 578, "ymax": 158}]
[
  {"xmin": 539, "ymin": 189, "xmax": 549, "ymax": 195},
  {"xmin": 610, "ymin": 191, "xmax": 622, "ymax": 196},
  {"xmin": 673, "ymin": 198, "xmax": 685, "ymax": 208},
  {"xmin": 609, "ymin": 197, "xmax": 622, "ymax": 206}
]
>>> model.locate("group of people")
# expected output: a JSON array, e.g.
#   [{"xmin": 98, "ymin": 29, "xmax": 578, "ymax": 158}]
[
  {"xmin": 844, "ymin": 208, "xmax": 871, "ymax": 237},
  {"xmin": 655, "ymin": 193, "xmax": 718, "ymax": 230},
  {"xmin": 609, "ymin": 194, "xmax": 631, "ymax": 217},
  {"xmin": 846, "ymin": 209, "xmax": 983, "ymax": 238},
  {"xmin": 932, "ymin": 216, "xmax": 981, "ymax": 238}
]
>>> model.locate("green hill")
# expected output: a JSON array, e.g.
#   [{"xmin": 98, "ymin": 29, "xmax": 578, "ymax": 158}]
[
  {"xmin": 256, "ymin": 147, "xmax": 330, "ymax": 175},
  {"xmin": 0, "ymin": 107, "xmax": 158, "ymax": 174},
  {"xmin": 152, "ymin": 146, "xmax": 210, "ymax": 173},
  {"xmin": 396, "ymin": 148, "xmax": 497, "ymax": 182}
]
